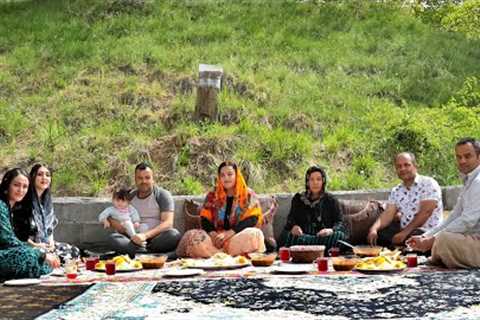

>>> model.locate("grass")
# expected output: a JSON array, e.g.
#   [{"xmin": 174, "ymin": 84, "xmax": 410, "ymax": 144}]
[{"xmin": 0, "ymin": 0, "xmax": 479, "ymax": 196}]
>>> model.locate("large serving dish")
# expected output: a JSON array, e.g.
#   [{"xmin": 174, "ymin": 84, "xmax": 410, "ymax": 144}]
[
  {"xmin": 289, "ymin": 245, "xmax": 325, "ymax": 263},
  {"xmin": 354, "ymin": 267, "xmax": 406, "ymax": 274},
  {"xmin": 354, "ymin": 256, "xmax": 406, "ymax": 274},
  {"xmin": 181, "ymin": 253, "xmax": 250, "ymax": 270}
]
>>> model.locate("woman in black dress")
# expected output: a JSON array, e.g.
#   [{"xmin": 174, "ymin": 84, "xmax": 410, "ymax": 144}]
[{"xmin": 280, "ymin": 165, "xmax": 348, "ymax": 251}]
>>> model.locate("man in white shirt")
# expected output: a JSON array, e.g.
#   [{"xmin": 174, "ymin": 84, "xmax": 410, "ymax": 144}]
[
  {"xmin": 368, "ymin": 152, "xmax": 443, "ymax": 247},
  {"xmin": 407, "ymin": 138, "xmax": 480, "ymax": 268}
]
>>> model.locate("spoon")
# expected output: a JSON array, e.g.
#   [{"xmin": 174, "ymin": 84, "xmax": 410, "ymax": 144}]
[{"xmin": 337, "ymin": 239, "xmax": 355, "ymax": 250}]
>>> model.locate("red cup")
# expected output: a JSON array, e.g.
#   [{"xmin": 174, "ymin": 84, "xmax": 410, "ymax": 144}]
[
  {"xmin": 86, "ymin": 257, "xmax": 99, "ymax": 271},
  {"xmin": 105, "ymin": 261, "xmax": 116, "ymax": 275},
  {"xmin": 407, "ymin": 254, "xmax": 418, "ymax": 268},
  {"xmin": 329, "ymin": 247, "xmax": 340, "ymax": 257},
  {"xmin": 279, "ymin": 247, "xmax": 290, "ymax": 262},
  {"xmin": 315, "ymin": 257, "xmax": 328, "ymax": 272},
  {"xmin": 66, "ymin": 272, "xmax": 78, "ymax": 280}
]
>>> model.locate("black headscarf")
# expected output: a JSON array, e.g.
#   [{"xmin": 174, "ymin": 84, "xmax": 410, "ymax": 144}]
[{"xmin": 305, "ymin": 165, "xmax": 327, "ymax": 196}]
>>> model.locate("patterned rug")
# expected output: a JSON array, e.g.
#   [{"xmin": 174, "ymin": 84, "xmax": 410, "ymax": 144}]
[
  {"xmin": 0, "ymin": 284, "xmax": 91, "ymax": 319},
  {"xmin": 38, "ymin": 270, "xmax": 480, "ymax": 320}
]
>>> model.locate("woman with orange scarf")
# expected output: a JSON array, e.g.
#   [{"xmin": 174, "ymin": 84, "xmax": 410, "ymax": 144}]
[{"xmin": 176, "ymin": 161, "xmax": 265, "ymax": 258}]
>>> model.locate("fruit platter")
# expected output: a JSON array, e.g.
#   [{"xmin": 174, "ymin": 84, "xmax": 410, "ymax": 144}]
[{"xmin": 94, "ymin": 255, "xmax": 143, "ymax": 272}]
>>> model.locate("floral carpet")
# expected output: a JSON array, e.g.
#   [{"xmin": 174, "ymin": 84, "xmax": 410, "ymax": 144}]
[
  {"xmin": 0, "ymin": 284, "xmax": 90, "ymax": 319},
  {"xmin": 38, "ymin": 269, "xmax": 480, "ymax": 320}
]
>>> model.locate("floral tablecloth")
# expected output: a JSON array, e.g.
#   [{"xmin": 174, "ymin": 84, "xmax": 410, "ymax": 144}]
[{"xmin": 38, "ymin": 269, "xmax": 480, "ymax": 320}]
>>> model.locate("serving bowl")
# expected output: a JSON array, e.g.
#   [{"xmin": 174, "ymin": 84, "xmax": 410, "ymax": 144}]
[
  {"xmin": 331, "ymin": 256, "xmax": 361, "ymax": 271},
  {"xmin": 138, "ymin": 256, "xmax": 167, "ymax": 269},
  {"xmin": 249, "ymin": 253, "xmax": 277, "ymax": 267},
  {"xmin": 289, "ymin": 245, "xmax": 325, "ymax": 263}
]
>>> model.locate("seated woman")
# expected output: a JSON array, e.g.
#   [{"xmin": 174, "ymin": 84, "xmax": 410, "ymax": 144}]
[
  {"xmin": 12, "ymin": 164, "xmax": 80, "ymax": 263},
  {"xmin": 0, "ymin": 168, "xmax": 60, "ymax": 280},
  {"xmin": 177, "ymin": 161, "xmax": 265, "ymax": 258},
  {"xmin": 279, "ymin": 165, "xmax": 348, "ymax": 252}
]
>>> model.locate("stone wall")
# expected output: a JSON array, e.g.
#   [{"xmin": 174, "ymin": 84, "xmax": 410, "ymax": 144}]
[{"xmin": 53, "ymin": 186, "xmax": 462, "ymax": 250}]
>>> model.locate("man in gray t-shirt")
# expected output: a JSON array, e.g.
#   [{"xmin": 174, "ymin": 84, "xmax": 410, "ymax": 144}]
[{"xmin": 107, "ymin": 163, "xmax": 181, "ymax": 256}]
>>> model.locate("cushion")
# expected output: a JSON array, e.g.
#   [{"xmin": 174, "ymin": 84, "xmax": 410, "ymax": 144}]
[
  {"xmin": 184, "ymin": 199, "xmax": 202, "ymax": 231},
  {"xmin": 182, "ymin": 198, "xmax": 277, "ymax": 251},
  {"xmin": 258, "ymin": 197, "xmax": 278, "ymax": 252},
  {"xmin": 340, "ymin": 200, "xmax": 385, "ymax": 245}
]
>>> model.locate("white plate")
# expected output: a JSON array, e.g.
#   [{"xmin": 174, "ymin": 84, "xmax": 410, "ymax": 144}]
[
  {"xmin": 354, "ymin": 267, "xmax": 406, "ymax": 274},
  {"xmin": 271, "ymin": 265, "xmax": 312, "ymax": 274},
  {"xmin": 4, "ymin": 278, "xmax": 41, "ymax": 286},
  {"xmin": 163, "ymin": 268, "xmax": 205, "ymax": 278},
  {"xmin": 188, "ymin": 263, "xmax": 250, "ymax": 271}
]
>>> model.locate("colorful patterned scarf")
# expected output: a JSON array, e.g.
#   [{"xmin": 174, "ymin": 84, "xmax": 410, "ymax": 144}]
[{"xmin": 200, "ymin": 167, "xmax": 262, "ymax": 231}]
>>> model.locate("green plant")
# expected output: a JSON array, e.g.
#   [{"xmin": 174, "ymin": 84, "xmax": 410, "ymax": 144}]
[
  {"xmin": 0, "ymin": 0, "xmax": 479, "ymax": 195},
  {"xmin": 177, "ymin": 176, "xmax": 204, "ymax": 195}
]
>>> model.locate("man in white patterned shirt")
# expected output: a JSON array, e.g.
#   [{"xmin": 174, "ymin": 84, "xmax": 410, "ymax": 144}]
[
  {"xmin": 407, "ymin": 138, "xmax": 480, "ymax": 268},
  {"xmin": 368, "ymin": 152, "xmax": 443, "ymax": 247}
]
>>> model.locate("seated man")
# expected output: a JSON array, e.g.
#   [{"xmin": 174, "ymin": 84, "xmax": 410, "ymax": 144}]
[
  {"xmin": 107, "ymin": 162, "xmax": 181, "ymax": 257},
  {"xmin": 408, "ymin": 138, "xmax": 480, "ymax": 268},
  {"xmin": 368, "ymin": 152, "xmax": 443, "ymax": 247}
]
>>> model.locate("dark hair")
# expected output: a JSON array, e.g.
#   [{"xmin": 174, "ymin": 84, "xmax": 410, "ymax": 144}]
[
  {"xmin": 135, "ymin": 162, "xmax": 153, "ymax": 172},
  {"xmin": 394, "ymin": 152, "xmax": 417, "ymax": 166},
  {"xmin": 218, "ymin": 161, "xmax": 238, "ymax": 175},
  {"xmin": 12, "ymin": 164, "xmax": 53, "ymax": 241},
  {"xmin": 29, "ymin": 163, "xmax": 52, "ymax": 202},
  {"xmin": 456, "ymin": 137, "xmax": 480, "ymax": 156},
  {"xmin": 0, "ymin": 168, "xmax": 29, "ymax": 206},
  {"xmin": 113, "ymin": 187, "xmax": 130, "ymax": 201},
  {"xmin": 305, "ymin": 165, "xmax": 327, "ymax": 194}
]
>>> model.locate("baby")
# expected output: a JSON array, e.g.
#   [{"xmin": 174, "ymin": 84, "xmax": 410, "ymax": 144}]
[{"xmin": 98, "ymin": 187, "xmax": 145, "ymax": 246}]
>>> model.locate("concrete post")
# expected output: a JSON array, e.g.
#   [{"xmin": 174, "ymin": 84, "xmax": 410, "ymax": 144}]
[{"xmin": 194, "ymin": 64, "xmax": 223, "ymax": 121}]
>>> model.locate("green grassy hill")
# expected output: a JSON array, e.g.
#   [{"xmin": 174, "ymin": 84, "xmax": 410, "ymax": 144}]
[{"xmin": 1, "ymin": 0, "xmax": 479, "ymax": 196}]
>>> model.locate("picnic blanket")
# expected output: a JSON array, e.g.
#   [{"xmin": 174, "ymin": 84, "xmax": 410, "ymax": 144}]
[
  {"xmin": 39, "ymin": 269, "xmax": 480, "ymax": 320},
  {"xmin": 0, "ymin": 284, "xmax": 90, "ymax": 319}
]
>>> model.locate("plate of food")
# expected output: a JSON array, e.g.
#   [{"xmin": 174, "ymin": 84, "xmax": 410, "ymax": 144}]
[
  {"xmin": 354, "ymin": 256, "xmax": 406, "ymax": 274},
  {"xmin": 94, "ymin": 255, "xmax": 143, "ymax": 272},
  {"xmin": 163, "ymin": 268, "xmax": 205, "ymax": 278},
  {"xmin": 181, "ymin": 253, "xmax": 251, "ymax": 270}
]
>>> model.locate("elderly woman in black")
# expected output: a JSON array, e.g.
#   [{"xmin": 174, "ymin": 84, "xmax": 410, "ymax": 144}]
[{"xmin": 280, "ymin": 166, "xmax": 348, "ymax": 251}]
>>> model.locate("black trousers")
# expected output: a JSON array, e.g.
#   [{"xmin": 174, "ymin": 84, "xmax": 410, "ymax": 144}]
[
  {"xmin": 107, "ymin": 228, "xmax": 181, "ymax": 258},
  {"xmin": 377, "ymin": 220, "xmax": 425, "ymax": 248}
]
